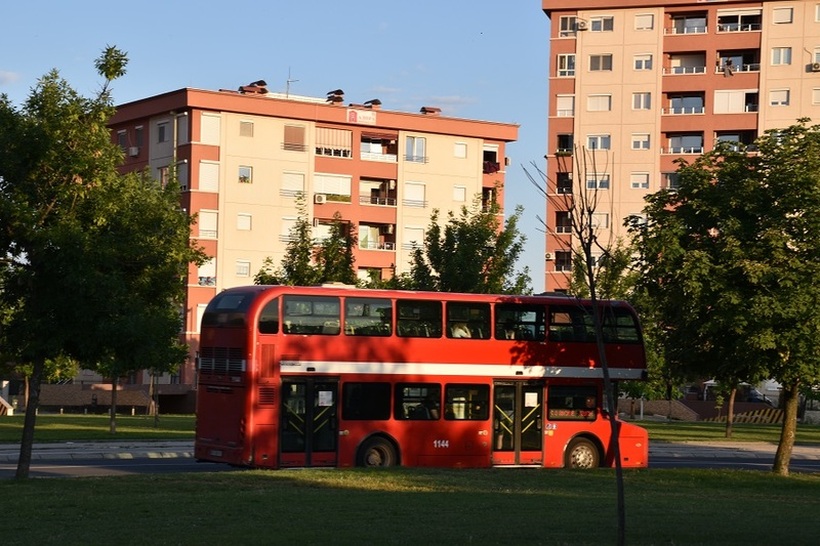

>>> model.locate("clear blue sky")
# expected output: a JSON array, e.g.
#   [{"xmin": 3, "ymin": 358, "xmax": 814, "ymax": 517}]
[{"xmin": 1, "ymin": 1, "xmax": 550, "ymax": 291}]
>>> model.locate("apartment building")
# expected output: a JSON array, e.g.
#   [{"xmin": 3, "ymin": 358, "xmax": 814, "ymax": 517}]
[
  {"xmin": 541, "ymin": 0, "xmax": 820, "ymax": 291},
  {"xmin": 109, "ymin": 83, "xmax": 517, "ymax": 387}
]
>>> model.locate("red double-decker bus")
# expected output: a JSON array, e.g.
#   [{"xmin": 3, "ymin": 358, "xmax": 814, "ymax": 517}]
[{"xmin": 194, "ymin": 285, "xmax": 648, "ymax": 469}]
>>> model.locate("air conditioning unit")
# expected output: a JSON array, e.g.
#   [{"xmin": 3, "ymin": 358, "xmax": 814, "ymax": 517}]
[
  {"xmin": 545, "ymin": 252, "xmax": 555, "ymax": 261},
  {"xmin": 576, "ymin": 20, "xmax": 588, "ymax": 31},
  {"xmin": 314, "ymin": 194, "xmax": 327, "ymax": 204},
  {"xmin": 128, "ymin": 146, "xmax": 140, "ymax": 157},
  {"xmin": 812, "ymin": 62, "xmax": 820, "ymax": 72}
]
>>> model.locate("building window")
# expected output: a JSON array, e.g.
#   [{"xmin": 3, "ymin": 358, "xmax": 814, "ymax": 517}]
[
  {"xmin": 557, "ymin": 172, "xmax": 573, "ymax": 194},
  {"xmin": 587, "ymin": 94, "xmax": 612, "ymax": 112},
  {"xmin": 634, "ymin": 54, "xmax": 653, "ymax": 70},
  {"xmin": 403, "ymin": 182, "xmax": 426, "ymax": 208},
  {"xmin": 632, "ymin": 133, "xmax": 651, "ymax": 150},
  {"xmin": 717, "ymin": 10, "xmax": 762, "ymax": 32},
  {"xmin": 769, "ymin": 89, "xmax": 790, "ymax": 106},
  {"xmin": 587, "ymin": 134, "xmax": 611, "ymax": 150},
  {"xmin": 158, "ymin": 121, "xmax": 169, "ymax": 143},
  {"xmin": 236, "ymin": 260, "xmax": 251, "ymax": 278},
  {"xmin": 633, "ymin": 92, "xmax": 652, "ymax": 110},
  {"xmin": 316, "ymin": 127, "xmax": 352, "ymax": 158},
  {"xmin": 116, "ymin": 130, "xmax": 127, "ymax": 150},
  {"xmin": 158, "ymin": 166, "xmax": 169, "ymax": 188},
  {"xmin": 198, "ymin": 211, "xmax": 218, "ymax": 239},
  {"xmin": 405, "ymin": 136, "xmax": 427, "ymax": 163},
  {"xmin": 586, "ymin": 174, "xmax": 610, "ymax": 189},
  {"xmin": 590, "ymin": 16, "xmax": 614, "ymax": 32},
  {"xmin": 239, "ymin": 121, "xmax": 254, "ymax": 137},
  {"xmin": 559, "ymin": 16, "xmax": 577, "ymax": 37},
  {"xmin": 198, "ymin": 259, "xmax": 216, "ymax": 287},
  {"xmin": 668, "ymin": 134, "xmax": 704, "ymax": 154},
  {"xmin": 817, "ymin": 4, "xmax": 820, "ymax": 22},
  {"xmin": 283, "ymin": 125, "xmax": 306, "ymax": 152},
  {"xmin": 135, "ymin": 126, "xmax": 144, "ymax": 147},
  {"xmin": 771, "ymin": 47, "xmax": 792, "ymax": 66},
  {"xmin": 281, "ymin": 171, "xmax": 305, "ymax": 197},
  {"xmin": 772, "ymin": 7, "xmax": 793, "ymax": 24},
  {"xmin": 557, "ymin": 134, "xmax": 574, "ymax": 154},
  {"xmin": 453, "ymin": 186, "xmax": 467, "ymax": 202},
  {"xmin": 237, "ymin": 213, "xmax": 252, "ymax": 231},
  {"xmin": 557, "ymin": 54, "xmax": 576, "ymax": 77},
  {"xmin": 815, "ymin": 47, "xmax": 820, "ymax": 64},
  {"xmin": 554, "ymin": 251, "xmax": 572, "ymax": 272},
  {"xmin": 556, "ymin": 211, "xmax": 572, "ymax": 233},
  {"xmin": 634, "ymin": 14, "xmax": 654, "ymax": 30},
  {"xmin": 630, "ymin": 173, "xmax": 650, "ymax": 189},
  {"xmin": 590, "ymin": 54, "xmax": 613, "ymax": 71},
  {"xmin": 199, "ymin": 161, "xmax": 219, "ymax": 192},
  {"xmin": 813, "ymin": 88, "xmax": 820, "ymax": 105},
  {"xmin": 454, "ymin": 142, "xmax": 467, "ymax": 159},
  {"xmin": 663, "ymin": 172, "xmax": 680, "ymax": 190},
  {"xmin": 556, "ymin": 95, "xmax": 575, "ymax": 117},
  {"xmin": 671, "ymin": 14, "xmax": 706, "ymax": 34},
  {"xmin": 591, "ymin": 213, "xmax": 610, "ymax": 229},
  {"xmin": 239, "ymin": 165, "xmax": 252, "ymax": 184}
]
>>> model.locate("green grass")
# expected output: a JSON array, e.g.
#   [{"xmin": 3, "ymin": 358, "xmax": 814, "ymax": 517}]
[
  {"xmin": 1, "ymin": 467, "xmax": 818, "ymax": 545},
  {"xmin": 640, "ymin": 420, "xmax": 820, "ymax": 444},
  {"xmin": 2, "ymin": 414, "xmax": 820, "ymax": 446},
  {"xmin": 0, "ymin": 414, "xmax": 195, "ymax": 443}
]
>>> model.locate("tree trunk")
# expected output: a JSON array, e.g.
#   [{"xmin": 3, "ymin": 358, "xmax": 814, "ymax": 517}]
[
  {"xmin": 15, "ymin": 359, "xmax": 45, "ymax": 479},
  {"xmin": 773, "ymin": 381, "xmax": 800, "ymax": 476},
  {"xmin": 109, "ymin": 376, "xmax": 118, "ymax": 434},
  {"xmin": 725, "ymin": 388, "xmax": 736, "ymax": 438}
]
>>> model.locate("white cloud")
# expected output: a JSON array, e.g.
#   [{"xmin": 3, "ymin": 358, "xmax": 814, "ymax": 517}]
[{"xmin": 0, "ymin": 71, "xmax": 21, "ymax": 85}]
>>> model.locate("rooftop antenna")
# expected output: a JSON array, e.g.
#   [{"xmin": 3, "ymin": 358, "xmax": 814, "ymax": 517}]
[{"xmin": 285, "ymin": 67, "xmax": 299, "ymax": 98}]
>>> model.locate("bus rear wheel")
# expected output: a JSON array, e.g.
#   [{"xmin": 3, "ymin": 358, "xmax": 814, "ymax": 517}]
[
  {"xmin": 565, "ymin": 438, "xmax": 600, "ymax": 469},
  {"xmin": 358, "ymin": 437, "xmax": 397, "ymax": 467}
]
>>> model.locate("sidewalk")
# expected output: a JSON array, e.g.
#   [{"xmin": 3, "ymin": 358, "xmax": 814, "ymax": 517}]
[
  {"xmin": 0, "ymin": 440, "xmax": 816, "ymax": 463},
  {"xmin": 0, "ymin": 441, "xmax": 194, "ymax": 463}
]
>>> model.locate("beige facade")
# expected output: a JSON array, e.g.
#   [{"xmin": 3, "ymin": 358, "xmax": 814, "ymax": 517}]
[
  {"xmin": 110, "ymin": 86, "xmax": 517, "ymax": 385},
  {"xmin": 542, "ymin": 0, "xmax": 820, "ymax": 291}
]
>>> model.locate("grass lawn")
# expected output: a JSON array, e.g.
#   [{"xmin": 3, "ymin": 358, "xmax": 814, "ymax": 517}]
[
  {"xmin": 0, "ymin": 414, "xmax": 195, "ymax": 443},
  {"xmin": 3, "ymin": 413, "xmax": 820, "ymax": 445},
  {"xmin": 1, "ymin": 467, "xmax": 818, "ymax": 545},
  {"xmin": 1, "ymin": 415, "xmax": 819, "ymax": 544}
]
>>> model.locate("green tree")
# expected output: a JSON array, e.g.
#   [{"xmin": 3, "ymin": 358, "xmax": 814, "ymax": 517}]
[
  {"xmin": 629, "ymin": 121, "xmax": 820, "ymax": 475},
  {"xmin": 0, "ymin": 48, "xmax": 205, "ymax": 478},
  {"xmin": 406, "ymin": 194, "xmax": 530, "ymax": 294},
  {"xmin": 315, "ymin": 212, "xmax": 357, "ymax": 285}
]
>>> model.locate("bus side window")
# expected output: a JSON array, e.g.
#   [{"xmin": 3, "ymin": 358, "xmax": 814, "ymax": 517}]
[
  {"xmin": 258, "ymin": 297, "xmax": 279, "ymax": 334},
  {"xmin": 444, "ymin": 384, "xmax": 490, "ymax": 420},
  {"xmin": 396, "ymin": 299, "xmax": 442, "ymax": 338},
  {"xmin": 395, "ymin": 383, "xmax": 441, "ymax": 420},
  {"xmin": 446, "ymin": 302, "xmax": 490, "ymax": 339}
]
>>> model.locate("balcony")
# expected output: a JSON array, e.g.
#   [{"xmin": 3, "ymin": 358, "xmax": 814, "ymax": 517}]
[
  {"xmin": 483, "ymin": 161, "xmax": 501, "ymax": 174},
  {"xmin": 663, "ymin": 146, "xmax": 704, "ymax": 155},
  {"xmin": 663, "ymin": 106, "xmax": 705, "ymax": 115},
  {"xmin": 664, "ymin": 65, "xmax": 706, "ymax": 75}
]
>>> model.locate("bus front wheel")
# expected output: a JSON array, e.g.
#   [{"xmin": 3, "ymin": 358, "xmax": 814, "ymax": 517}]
[
  {"xmin": 565, "ymin": 437, "xmax": 600, "ymax": 469},
  {"xmin": 358, "ymin": 437, "xmax": 397, "ymax": 467}
]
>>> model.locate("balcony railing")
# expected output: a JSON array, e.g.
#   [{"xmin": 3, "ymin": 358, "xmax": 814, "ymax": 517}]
[
  {"xmin": 663, "ymin": 106, "xmax": 705, "ymax": 115},
  {"xmin": 360, "ymin": 151, "xmax": 398, "ymax": 163},
  {"xmin": 665, "ymin": 26, "xmax": 707, "ymax": 35},
  {"xmin": 714, "ymin": 63, "xmax": 760, "ymax": 74},
  {"xmin": 359, "ymin": 241, "xmax": 396, "ymax": 251},
  {"xmin": 359, "ymin": 195, "xmax": 397, "ymax": 206},
  {"xmin": 716, "ymin": 23, "xmax": 761, "ymax": 33},
  {"xmin": 663, "ymin": 146, "xmax": 704, "ymax": 154},
  {"xmin": 664, "ymin": 66, "xmax": 707, "ymax": 75}
]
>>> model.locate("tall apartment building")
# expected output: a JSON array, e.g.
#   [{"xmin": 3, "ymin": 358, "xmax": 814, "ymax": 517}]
[
  {"xmin": 541, "ymin": 0, "xmax": 820, "ymax": 292},
  {"xmin": 109, "ymin": 83, "xmax": 517, "ymax": 387}
]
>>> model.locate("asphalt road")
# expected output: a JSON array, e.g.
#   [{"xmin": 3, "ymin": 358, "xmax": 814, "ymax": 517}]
[{"xmin": 0, "ymin": 440, "xmax": 818, "ymax": 478}]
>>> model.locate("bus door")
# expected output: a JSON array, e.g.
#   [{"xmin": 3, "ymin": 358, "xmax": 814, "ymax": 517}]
[
  {"xmin": 492, "ymin": 381, "xmax": 543, "ymax": 465},
  {"xmin": 279, "ymin": 378, "xmax": 338, "ymax": 467}
]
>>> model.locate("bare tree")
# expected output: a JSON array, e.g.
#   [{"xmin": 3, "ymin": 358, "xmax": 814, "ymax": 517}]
[{"xmin": 524, "ymin": 146, "xmax": 627, "ymax": 546}]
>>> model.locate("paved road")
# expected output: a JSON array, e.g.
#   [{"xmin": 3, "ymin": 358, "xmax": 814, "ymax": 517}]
[{"xmin": 0, "ymin": 440, "xmax": 817, "ymax": 477}]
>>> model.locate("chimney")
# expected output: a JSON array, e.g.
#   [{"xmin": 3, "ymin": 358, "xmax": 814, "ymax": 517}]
[{"xmin": 420, "ymin": 106, "xmax": 441, "ymax": 116}]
